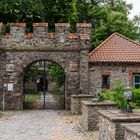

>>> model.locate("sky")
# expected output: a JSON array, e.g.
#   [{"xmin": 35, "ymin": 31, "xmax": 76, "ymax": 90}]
[{"xmin": 125, "ymin": 0, "xmax": 140, "ymax": 19}]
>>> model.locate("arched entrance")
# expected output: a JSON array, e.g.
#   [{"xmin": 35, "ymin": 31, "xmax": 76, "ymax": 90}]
[{"xmin": 23, "ymin": 60, "xmax": 65, "ymax": 109}]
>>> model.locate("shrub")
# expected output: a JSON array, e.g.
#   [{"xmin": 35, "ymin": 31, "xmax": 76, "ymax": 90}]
[
  {"xmin": 132, "ymin": 88, "xmax": 140, "ymax": 109},
  {"xmin": 100, "ymin": 81, "xmax": 140, "ymax": 109},
  {"xmin": 112, "ymin": 81, "xmax": 127, "ymax": 109},
  {"xmin": 101, "ymin": 81, "xmax": 127, "ymax": 109},
  {"xmin": 101, "ymin": 90, "xmax": 114, "ymax": 100}
]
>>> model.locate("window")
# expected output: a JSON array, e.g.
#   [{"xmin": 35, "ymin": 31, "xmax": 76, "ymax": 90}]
[
  {"xmin": 133, "ymin": 74, "xmax": 140, "ymax": 88},
  {"xmin": 102, "ymin": 75, "xmax": 110, "ymax": 88}
]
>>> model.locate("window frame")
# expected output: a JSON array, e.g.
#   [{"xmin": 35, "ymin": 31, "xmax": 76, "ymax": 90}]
[
  {"xmin": 133, "ymin": 74, "xmax": 140, "ymax": 88},
  {"xmin": 102, "ymin": 75, "xmax": 110, "ymax": 89}
]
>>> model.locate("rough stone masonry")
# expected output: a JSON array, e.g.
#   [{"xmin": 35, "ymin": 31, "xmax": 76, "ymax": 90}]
[{"xmin": 0, "ymin": 22, "xmax": 92, "ymax": 110}]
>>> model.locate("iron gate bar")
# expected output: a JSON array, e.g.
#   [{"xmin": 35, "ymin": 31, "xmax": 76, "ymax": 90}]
[{"xmin": 43, "ymin": 60, "xmax": 46, "ymax": 109}]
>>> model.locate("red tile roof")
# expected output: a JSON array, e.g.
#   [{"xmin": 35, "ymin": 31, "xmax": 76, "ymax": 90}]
[{"xmin": 89, "ymin": 33, "xmax": 140, "ymax": 63}]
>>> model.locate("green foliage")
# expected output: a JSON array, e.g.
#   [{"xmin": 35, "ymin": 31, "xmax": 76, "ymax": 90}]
[
  {"xmin": 46, "ymin": 61, "xmax": 65, "ymax": 87},
  {"xmin": 101, "ymin": 81, "xmax": 127, "ymax": 108},
  {"xmin": 101, "ymin": 81, "xmax": 140, "ymax": 109},
  {"xmin": 69, "ymin": 0, "xmax": 78, "ymax": 32},
  {"xmin": 131, "ymin": 88, "xmax": 140, "ymax": 108},
  {"xmin": 51, "ymin": 91, "xmax": 64, "ymax": 98},
  {"xmin": 101, "ymin": 90, "xmax": 114, "ymax": 100},
  {"xmin": 133, "ymin": 14, "xmax": 140, "ymax": 43},
  {"xmin": 89, "ymin": 1, "xmax": 137, "ymax": 48},
  {"xmin": 112, "ymin": 81, "xmax": 127, "ymax": 108},
  {"xmin": 0, "ymin": 113, "xmax": 3, "ymax": 118},
  {"xmin": 24, "ymin": 64, "xmax": 38, "ymax": 82},
  {"xmin": 24, "ymin": 92, "xmax": 40, "ymax": 102},
  {"xmin": 0, "ymin": 0, "xmax": 45, "ymax": 23}
]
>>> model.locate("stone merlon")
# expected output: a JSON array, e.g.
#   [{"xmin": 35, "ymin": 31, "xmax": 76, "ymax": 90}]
[{"xmin": 0, "ymin": 22, "xmax": 92, "ymax": 48}]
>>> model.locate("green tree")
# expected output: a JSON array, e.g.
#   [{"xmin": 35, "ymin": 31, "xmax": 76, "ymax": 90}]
[
  {"xmin": 24, "ymin": 64, "xmax": 38, "ymax": 82},
  {"xmin": 46, "ymin": 61, "xmax": 65, "ymax": 87},
  {"xmin": 0, "ymin": 0, "xmax": 45, "ymax": 23},
  {"xmin": 43, "ymin": 0, "xmax": 72, "ymax": 29},
  {"xmin": 133, "ymin": 13, "xmax": 140, "ymax": 43},
  {"xmin": 89, "ymin": 0, "xmax": 137, "ymax": 48}
]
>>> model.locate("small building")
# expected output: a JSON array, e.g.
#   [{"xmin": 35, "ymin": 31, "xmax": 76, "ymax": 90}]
[{"xmin": 89, "ymin": 33, "xmax": 140, "ymax": 93}]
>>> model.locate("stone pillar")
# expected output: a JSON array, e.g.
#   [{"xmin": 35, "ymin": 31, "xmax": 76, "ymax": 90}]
[
  {"xmin": 76, "ymin": 23, "xmax": 92, "ymax": 48},
  {"xmin": 71, "ymin": 94, "xmax": 94, "ymax": 115},
  {"xmin": 10, "ymin": 23, "xmax": 26, "ymax": 39},
  {"xmin": 77, "ymin": 23, "xmax": 92, "ymax": 94},
  {"xmin": 0, "ymin": 22, "xmax": 3, "ymax": 46},
  {"xmin": 0, "ymin": 22, "xmax": 3, "ymax": 33},
  {"xmin": 0, "ymin": 50, "xmax": 5, "ymax": 109},
  {"xmin": 0, "ymin": 51, "xmax": 23, "ymax": 110},
  {"xmin": 65, "ymin": 61, "xmax": 80, "ymax": 110},
  {"xmin": 55, "ymin": 23, "xmax": 70, "ymax": 46},
  {"xmin": 33, "ymin": 23, "xmax": 48, "ymax": 40},
  {"xmin": 81, "ymin": 100, "xmax": 117, "ymax": 131},
  {"xmin": 76, "ymin": 23, "xmax": 92, "ymax": 34},
  {"xmin": 79, "ymin": 50, "xmax": 89, "ymax": 94}
]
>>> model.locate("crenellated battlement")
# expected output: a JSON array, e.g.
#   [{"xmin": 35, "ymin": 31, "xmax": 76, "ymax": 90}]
[{"xmin": 0, "ymin": 22, "xmax": 92, "ymax": 49}]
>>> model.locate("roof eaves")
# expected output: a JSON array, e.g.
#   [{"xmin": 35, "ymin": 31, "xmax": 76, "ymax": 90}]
[{"xmin": 89, "ymin": 60, "xmax": 140, "ymax": 63}]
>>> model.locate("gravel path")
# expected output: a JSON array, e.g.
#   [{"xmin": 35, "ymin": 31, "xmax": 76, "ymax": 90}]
[{"xmin": 0, "ymin": 110, "xmax": 99, "ymax": 140}]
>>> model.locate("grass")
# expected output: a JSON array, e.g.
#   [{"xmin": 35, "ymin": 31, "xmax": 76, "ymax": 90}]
[
  {"xmin": 51, "ymin": 91, "xmax": 64, "ymax": 98},
  {"xmin": 0, "ymin": 112, "xmax": 4, "ymax": 118},
  {"xmin": 24, "ymin": 91, "xmax": 64, "ymax": 103},
  {"xmin": 24, "ymin": 92, "xmax": 41, "ymax": 102}
]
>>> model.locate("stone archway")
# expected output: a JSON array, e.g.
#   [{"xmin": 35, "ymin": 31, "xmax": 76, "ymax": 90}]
[
  {"xmin": 22, "ymin": 59, "xmax": 66, "ymax": 109},
  {"xmin": 0, "ymin": 22, "xmax": 91, "ymax": 110}
]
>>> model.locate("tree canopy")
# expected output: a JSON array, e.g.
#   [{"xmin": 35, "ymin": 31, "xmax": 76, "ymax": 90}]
[{"xmin": 0, "ymin": 0, "xmax": 138, "ymax": 48}]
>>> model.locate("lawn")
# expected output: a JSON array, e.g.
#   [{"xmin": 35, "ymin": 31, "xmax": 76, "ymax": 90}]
[
  {"xmin": 24, "ymin": 92, "xmax": 41, "ymax": 102},
  {"xmin": 24, "ymin": 91, "xmax": 64, "ymax": 102},
  {"xmin": 51, "ymin": 91, "xmax": 64, "ymax": 98}
]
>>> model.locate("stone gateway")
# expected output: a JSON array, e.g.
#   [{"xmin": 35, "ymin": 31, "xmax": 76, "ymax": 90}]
[{"xmin": 0, "ymin": 22, "xmax": 91, "ymax": 110}]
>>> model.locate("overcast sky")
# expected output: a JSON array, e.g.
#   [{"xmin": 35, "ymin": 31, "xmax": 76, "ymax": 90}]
[{"xmin": 125, "ymin": 0, "xmax": 140, "ymax": 19}]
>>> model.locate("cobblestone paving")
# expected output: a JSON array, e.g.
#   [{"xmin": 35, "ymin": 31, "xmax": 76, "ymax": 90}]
[{"xmin": 0, "ymin": 110, "xmax": 99, "ymax": 140}]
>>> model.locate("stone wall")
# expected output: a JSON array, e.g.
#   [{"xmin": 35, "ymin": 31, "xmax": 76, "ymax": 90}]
[
  {"xmin": 0, "ymin": 22, "xmax": 92, "ymax": 110},
  {"xmin": 0, "ymin": 22, "xmax": 91, "ymax": 48},
  {"xmin": 89, "ymin": 64, "xmax": 140, "ymax": 94},
  {"xmin": 98, "ymin": 110, "xmax": 140, "ymax": 140},
  {"xmin": 99, "ymin": 114, "xmax": 118, "ymax": 140},
  {"xmin": 122, "ymin": 123, "xmax": 140, "ymax": 140},
  {"xmin": 71, "ymin": 94, "xmax": 94, "ymax": 115},
  {"xmin": 81, "ymin": 100, "xmax": 117, "ymax": 131}
]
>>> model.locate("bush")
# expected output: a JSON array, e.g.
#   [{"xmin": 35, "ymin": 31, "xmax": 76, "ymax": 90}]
[
  {"xmin": 100, "ymin": 81, "xmax": 140, "ymax": 109},
  {"xmin": 132, "ymin": 88, "xmax": 140, "ymax": 109},
  {"xmin": 100, "ymin": 90, "xmax": 114, "ymax": 100},
  {"xmin": 112, "ymin": 81, "xmax": 127, "ymax": 109},
  {"xmin": 101, "ymin": 81, "xmax": 127, "ymax": 109}
]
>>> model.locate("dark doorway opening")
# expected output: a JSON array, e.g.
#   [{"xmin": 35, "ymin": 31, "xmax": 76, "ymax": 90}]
[{"xmin": 23, "ymin": 60, "xmax": 65, "ymax": 110}]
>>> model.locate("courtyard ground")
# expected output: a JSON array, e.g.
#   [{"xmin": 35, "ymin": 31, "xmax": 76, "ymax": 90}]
[{"xmin": 0, "ymin": 110, "xmax": 99, "ymax": 140}]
